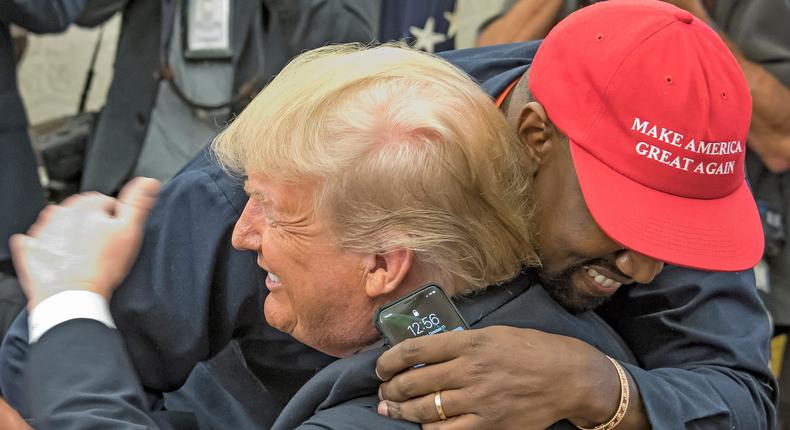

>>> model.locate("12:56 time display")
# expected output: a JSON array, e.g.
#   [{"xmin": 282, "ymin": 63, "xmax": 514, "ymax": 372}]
[
  {"xmin": 376, "ymin": 284, "xmax": 469, "ymax": 346},
  {"xmin": 407, "ymin": 313, "xmax": 441, "ymax": 336}
]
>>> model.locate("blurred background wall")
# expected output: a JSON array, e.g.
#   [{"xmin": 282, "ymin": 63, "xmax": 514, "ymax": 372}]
[{"xmin": 17, "ymin": 14, "xmax": 120, "ymax": 125}]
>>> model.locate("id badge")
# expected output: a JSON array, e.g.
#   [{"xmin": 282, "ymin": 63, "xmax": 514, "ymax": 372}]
[{"xmin": 184, "ymin": 0, "xmax": 233, "ymax": 60}]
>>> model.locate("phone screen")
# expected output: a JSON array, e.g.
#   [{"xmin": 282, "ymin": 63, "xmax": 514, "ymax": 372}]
[{"xmin": 376, "ymin": 284, "xmax": 468, "ymax": 346}]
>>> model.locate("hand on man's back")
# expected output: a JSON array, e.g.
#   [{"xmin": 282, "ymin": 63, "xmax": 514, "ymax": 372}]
[{"xmin": 10, "ymin": 177, "xmax": 161, "ymax": 308}]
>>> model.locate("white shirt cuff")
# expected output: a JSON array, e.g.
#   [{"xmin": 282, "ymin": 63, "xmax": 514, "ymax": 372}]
[{"xmin": 28, "ymin": 290, "xmax": 116, "ymax": 344}]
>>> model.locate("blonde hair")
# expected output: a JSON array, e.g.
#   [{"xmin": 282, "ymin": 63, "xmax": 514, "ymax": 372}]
[{"xmin": 213, "ymin": 43, "xmax": 538, "ymax": 295}]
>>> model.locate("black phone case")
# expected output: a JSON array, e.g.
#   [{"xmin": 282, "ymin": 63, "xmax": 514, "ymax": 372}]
[{"xmin": 374, "ymin": 284, "xmax": 469, "ymax": 346}]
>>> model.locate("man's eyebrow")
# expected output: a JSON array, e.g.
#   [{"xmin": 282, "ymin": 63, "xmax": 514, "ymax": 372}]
[{"xmin": 242, "ymin": 181, "xmax": 272, "ymax": 205}]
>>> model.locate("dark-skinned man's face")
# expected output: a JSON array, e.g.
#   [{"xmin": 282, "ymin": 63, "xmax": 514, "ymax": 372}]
[{"xmin": 529, "ymin": 132, "xmax": 664, "ymax": 312}]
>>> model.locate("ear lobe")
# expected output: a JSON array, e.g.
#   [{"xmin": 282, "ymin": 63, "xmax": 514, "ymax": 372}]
[
  {"xmin": 364, "ymin": 249, "xmax": 414, "ymax": 298},
  {"xmin": 517, "ymin": 101, "xmax": 554, "ymax": 164}
]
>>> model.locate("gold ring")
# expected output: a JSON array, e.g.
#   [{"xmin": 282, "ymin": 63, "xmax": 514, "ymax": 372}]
[{"xmin": 434, "ymin": 391, "xmax": 447, "ymax": 420}]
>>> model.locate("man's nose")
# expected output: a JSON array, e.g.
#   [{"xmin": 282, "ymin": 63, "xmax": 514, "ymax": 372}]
[
  {"xmin": 614, "ymin": 250, "xmax": 665, "ymax": 284},
  {"xmin": 231, "ymin": 202, "xmax": 260, "ymax": 251}
]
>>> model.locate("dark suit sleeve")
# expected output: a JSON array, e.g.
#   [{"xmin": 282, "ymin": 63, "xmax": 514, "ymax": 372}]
[
  {"xmin": 438, "ymin": 42, "xmax": 538, "ymax": 96},
  {"xmin": 296, "ymin": 398, "xmax": 580, "ymax": 430},
  {"xmin": 73, "ymin": 0, "xmax": 128, "ymax": 27},
  {"xmin": 0, "ymin": 0, "xmax": 86, "ymax": 33},
  {"xmin": 597, "ymin": 267, "xmax": 778, "ymax": 429},
  {"xmin": 109, "ymin": 152, "xmax": 264, "ymax": 393},
  {"xmin": 294, "ymin": 396, "xmax": 419, "ymax": 430},
  {"xmin": 263, "ymin": 0, "xmax": 379, "ymax": 48},
  {"xmin": 0, "ymin": 311, "xmax": 31, "ymax": 416},
  {"xmin": 27, "ymin": 319, "xmax": 168, "ymax": 430}
]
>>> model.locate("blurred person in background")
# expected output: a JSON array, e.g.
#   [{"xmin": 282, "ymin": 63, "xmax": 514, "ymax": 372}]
[
  {"xmin": 477, "ymin": 0, "xmax": 570, "ymax": 46},
  {"xmin": 0, "ymin": 2, "xmax": 87, "ymax": 429},
  {"xmin": 0, "ymin": 0, "xmax": 86, "ymax": 341},
  {"xmin": 76, "ymin": 0, "xmax": 379, "ymax": 195},
  {"xmin": 671, "ymin": 1, "xmax": 790, "ymax": 427}
]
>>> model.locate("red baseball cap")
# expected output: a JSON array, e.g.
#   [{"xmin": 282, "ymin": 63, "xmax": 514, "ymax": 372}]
[{"xmin": 529, "ymin": 0, "xmax": 762, "ymax": 271}]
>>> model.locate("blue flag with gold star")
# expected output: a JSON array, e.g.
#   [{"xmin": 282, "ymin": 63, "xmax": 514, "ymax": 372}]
[{"xmin": 379, "ymin": 0, "xmax": 457, "ymax": 53}]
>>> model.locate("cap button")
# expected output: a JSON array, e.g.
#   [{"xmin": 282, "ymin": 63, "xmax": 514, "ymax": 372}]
[{"xmin": 675, "ymin": 10, "xmax": 694, "ymax": 24}]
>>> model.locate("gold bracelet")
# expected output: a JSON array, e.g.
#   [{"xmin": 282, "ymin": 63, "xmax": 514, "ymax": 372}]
[{"xmin": 576, "ymin": 356, "xmax": 630, "ymax": 430}]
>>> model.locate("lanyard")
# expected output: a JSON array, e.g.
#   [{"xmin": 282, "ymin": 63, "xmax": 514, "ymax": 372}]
[{"xmin": 157, "ymin": 0, "xmax": 263, "ymax": 112}]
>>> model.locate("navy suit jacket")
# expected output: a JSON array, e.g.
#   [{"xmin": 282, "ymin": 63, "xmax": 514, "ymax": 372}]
[{"xmin": 2, "ymin": 42, "xmax": 778, "ymax": 429}]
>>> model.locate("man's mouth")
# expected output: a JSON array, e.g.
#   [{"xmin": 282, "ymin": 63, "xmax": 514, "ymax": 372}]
[
  {"xmin": 257, "ymin": 254, "xmax": 280, "ymax": 289},
  {"xmin": 584, "ymin": 267, "xmax": 622, "ymax": 289},
  {"xmin": 265, "ymin": 271, "xmax": 282, "ymax": 291}
]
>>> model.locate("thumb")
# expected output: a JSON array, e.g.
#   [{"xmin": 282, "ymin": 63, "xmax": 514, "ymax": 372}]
[{"xmin": 116, "ymin": 177, "xmax": 161, "ymax": 227}]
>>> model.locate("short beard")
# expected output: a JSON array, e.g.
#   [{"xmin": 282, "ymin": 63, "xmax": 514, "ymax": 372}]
[{"xmin": 534, "ymin": 265, "xmax": 609, "ymax": 313}]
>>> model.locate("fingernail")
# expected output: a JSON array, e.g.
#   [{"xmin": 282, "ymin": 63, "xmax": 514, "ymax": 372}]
[
  {"xmin": 378, "ymin": 401, "xmax": 389, "ymax": 417},
  {"xmin": 378, "ymin": 385, "xmax": 383, "ymax": 401}
]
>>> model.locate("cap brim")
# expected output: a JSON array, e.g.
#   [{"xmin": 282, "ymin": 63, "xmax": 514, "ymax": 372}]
[{"xmin": 569, "ymin": 139, "xmax": 764, "ymax": 272}]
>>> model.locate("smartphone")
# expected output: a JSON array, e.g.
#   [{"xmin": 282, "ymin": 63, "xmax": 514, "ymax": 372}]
[{"xmin": 375, "ymin": 284, "xmax": 469, "ymax": 346}]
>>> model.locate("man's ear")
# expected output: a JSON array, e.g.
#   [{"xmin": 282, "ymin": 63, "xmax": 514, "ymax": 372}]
[
  {"xmin": 364, "ymin": 249, "xmax": 414, "ymax": 299},
  {"xmin": 517, "ymin": 101, "xmax": 556, "ymax": 165}
]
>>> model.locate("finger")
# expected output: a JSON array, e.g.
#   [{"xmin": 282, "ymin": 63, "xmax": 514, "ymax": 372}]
[
  {"xmin": 380, "ymin": 388, "xmax": 469, "ymax": 424},
  {"xmin": 115, "ymin": 177, "xmax": 161, "ymax": 226},
  {"xmin": 423, "ymin": 414, "xmax": 486, "ymax": 430},
  {"xmin": 379, "ymin": 358, "xmax": 466, "ymax": 402},
  {"xmin": 376, "ymin": 330, "xmax": 478, "ymax": 381}
]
